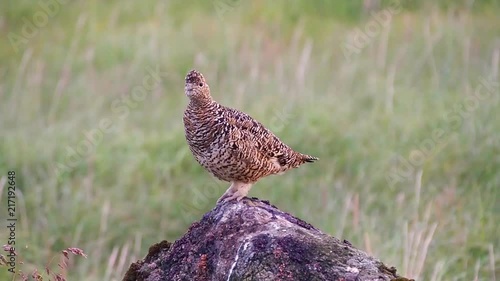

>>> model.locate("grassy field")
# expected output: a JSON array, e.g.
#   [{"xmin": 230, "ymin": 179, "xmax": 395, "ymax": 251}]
[{"xmin": 0, "ymin": 1, "xmax": 499, "ymax": 280}]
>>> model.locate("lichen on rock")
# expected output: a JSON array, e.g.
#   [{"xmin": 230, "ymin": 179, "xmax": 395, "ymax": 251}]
[{"xmin": 123, "ymin": 198, "xmax": 411, "ymax": 281}]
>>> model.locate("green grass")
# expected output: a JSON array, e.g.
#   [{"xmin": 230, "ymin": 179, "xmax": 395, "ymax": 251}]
[{"xmin": 0, "ymin": 1, "xmax": 499, "ymax": 280}]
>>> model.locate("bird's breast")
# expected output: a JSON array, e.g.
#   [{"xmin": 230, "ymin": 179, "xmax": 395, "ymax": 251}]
[{"xmin": 184, "ymin": 109, "xmax": 227, "ymax": 156}]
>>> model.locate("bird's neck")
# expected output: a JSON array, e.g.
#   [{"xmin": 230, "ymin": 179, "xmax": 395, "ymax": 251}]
[{"xmin": 188, "ymin": 95, "xmax": 216, "ymax": 110}]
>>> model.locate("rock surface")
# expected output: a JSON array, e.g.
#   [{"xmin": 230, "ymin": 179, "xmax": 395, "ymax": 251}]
[{"xmin": 123, "ymin": 198, "xmax": 412, "ymax": 281}]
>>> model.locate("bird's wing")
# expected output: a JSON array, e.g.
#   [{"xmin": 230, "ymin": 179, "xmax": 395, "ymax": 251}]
[{"xmin": 224, "ymin": 107, "xmax": 291, "ymax": 167}]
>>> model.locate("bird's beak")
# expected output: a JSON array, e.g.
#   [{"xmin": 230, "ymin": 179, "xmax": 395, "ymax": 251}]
[{"xmin": 185, "ymin": 84, "xmax": 193, "ymax": 96}]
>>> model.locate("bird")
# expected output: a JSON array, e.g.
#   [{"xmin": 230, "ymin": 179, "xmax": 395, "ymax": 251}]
[{"xmin": 183, "ymin": 69, "xmax": 318, "ymax": 203}]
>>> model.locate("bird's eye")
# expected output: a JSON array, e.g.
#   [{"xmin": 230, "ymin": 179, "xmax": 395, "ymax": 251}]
[{"xmin": 198, "ymin": 83, "xmax": 203, "ymax": 87}]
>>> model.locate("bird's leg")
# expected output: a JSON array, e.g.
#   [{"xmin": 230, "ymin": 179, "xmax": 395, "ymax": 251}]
[{"xmin": 217, "ymin": 181, "xmax": 253, "ymax": 204}]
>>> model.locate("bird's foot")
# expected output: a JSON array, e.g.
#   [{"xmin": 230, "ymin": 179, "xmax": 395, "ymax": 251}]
[
  {"xmin": 217, "ymin": 191, "xmax": 246, "ymax": 204},
  {"xmin": 242, "ymin": 197, "xmax": 258, "ymax": 207},
  {"xmin": 217, "ymin": 182, "xmax": 253, "ymax": 204}
]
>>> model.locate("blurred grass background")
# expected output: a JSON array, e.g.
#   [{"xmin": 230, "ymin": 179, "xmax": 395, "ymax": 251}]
[{"xmin": 0, "ymin": 0, "xmax": 499, "ymax": 280}]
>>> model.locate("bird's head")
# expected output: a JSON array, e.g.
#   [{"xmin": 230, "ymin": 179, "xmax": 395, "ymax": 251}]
[{"xmin": 185, "ymin": 69, "xmax": 211, "ymax": 102}]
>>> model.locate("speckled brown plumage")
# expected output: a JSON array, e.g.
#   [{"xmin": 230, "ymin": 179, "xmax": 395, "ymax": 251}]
[{"xmin": 183, "ymin": 69, "xmax": 318, "ymax": 203}]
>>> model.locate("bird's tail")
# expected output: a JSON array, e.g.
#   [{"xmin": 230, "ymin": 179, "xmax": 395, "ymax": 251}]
[
  {"xmin": 301, "ymin": 153, "xmax": 319, "ymax": 163},
  {"xmin": 285, "ymin": 152, "xmax": 319, "ymax": 170}
]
